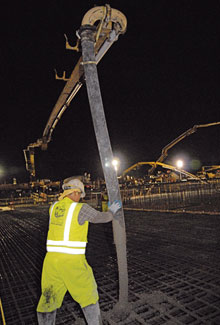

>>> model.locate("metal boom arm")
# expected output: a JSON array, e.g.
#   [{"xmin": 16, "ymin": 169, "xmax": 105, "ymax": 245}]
[
  {"xmin": 149, "ymin": 121, "xmax": 220, "ymax": 175},
  {"xmin": 24, "ymin": 5, "xmax": 127, "ymax": 178}
]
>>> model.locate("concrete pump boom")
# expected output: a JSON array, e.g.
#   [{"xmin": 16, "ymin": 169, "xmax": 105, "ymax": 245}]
[
  {"xmin": 24, "ymin": 4, "xmax": 127, "ymax": 179},
  {"xmin": 148, "ymin": 121, "xmax": 220, "ymax": 176},
  {"xmin": 122, "ymin": 161, "xmax": 202, "ymax": 182}
]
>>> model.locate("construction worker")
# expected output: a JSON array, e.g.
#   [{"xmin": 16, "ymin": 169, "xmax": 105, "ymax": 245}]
[
  {"xmin": 36, "ymin": 178, "xmax": 121, "ymax": 325},
  {"xmin": 101, "ymin": 190, "xmax": 108, "ymax": 212}
]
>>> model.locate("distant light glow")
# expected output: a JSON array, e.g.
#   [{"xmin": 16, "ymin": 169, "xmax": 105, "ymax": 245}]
[
  {"xmin": 176, "ymin": 160, "xmax": 183, "ymax": 169},
  {"xmin": 104, "ymin": 157, "xmax": 120, "ymax": 172},
  {"xmin": 112, "ymin": 158, "xmax": 120, "ymax": 171}
]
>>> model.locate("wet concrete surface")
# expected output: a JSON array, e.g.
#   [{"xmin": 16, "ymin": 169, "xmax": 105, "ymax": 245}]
[{"xmin": 0, "ymin": 206, "xmax": 220, "ymax": 324}]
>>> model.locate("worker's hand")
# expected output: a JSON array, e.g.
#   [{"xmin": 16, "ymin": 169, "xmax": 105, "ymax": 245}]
[{"xmin": 108, "ymin": 200, "xmax": 122, "ymax": 215}]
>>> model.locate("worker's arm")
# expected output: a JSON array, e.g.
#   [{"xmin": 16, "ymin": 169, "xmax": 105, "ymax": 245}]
[
  {"xmin": 78, "ymin": 201, "xmax": 121, "ymax": 225},
  {"xmin": 78, "ymin": 203, "xmax": 113, "ymax": 224}
]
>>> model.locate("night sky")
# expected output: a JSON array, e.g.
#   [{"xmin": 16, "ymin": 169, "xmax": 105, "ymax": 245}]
[{"xmin": 1, "ymin": 0, "xmax": 220, "ymax": 183}]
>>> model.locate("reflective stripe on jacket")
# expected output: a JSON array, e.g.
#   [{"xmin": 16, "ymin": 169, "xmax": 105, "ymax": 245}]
[{"xmin": 46, "ymin": 197, "xmax": 88, "ymax": 255}]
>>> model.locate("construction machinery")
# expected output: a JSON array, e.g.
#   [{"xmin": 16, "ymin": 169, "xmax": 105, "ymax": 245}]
[
  {"xmin": 148, "ymin": 122, "xmax": 220, "ymax": 176},
  {"xmin": 197, "ymin": 165, "xmax": 220, "ymax": 180},
  {"xmin": 122, "ymin": 161, "xmax": 203, "ymax": 184},
  {"xmin": 23, "ymin": 4, "xmax": 127, "ymax": 180}
]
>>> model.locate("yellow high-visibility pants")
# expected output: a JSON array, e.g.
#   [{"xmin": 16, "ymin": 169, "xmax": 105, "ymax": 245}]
[
  {"xmin": 101, "ymin": 201, "xmax": 108, "ymax": 212},
  {"xmin": 37, "ymin": 252, "xmax": 99, "ymax": 312}
]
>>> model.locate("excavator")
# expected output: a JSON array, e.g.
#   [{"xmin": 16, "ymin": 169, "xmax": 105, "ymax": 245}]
[{"xmin": 23, "ymin": 5, "xmax": 127, "ymax": 180}]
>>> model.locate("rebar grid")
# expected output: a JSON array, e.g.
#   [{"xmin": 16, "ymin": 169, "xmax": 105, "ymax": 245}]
[{"xmin": 0, "ymin": 207, "xmax": 220, "ymax": 324}]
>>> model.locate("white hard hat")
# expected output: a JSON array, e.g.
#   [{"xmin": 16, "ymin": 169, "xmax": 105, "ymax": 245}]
[{"xmin": 62, "ymin": 178, "xmax": 85, "ymax": 198}]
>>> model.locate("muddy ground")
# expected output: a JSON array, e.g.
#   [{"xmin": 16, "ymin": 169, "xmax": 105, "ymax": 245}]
[{"xmin": 0, "ymin": 206, "xmax": 220, "ymax": 324}]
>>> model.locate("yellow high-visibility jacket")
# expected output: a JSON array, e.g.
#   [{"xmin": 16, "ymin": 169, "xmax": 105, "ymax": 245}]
[{"xmin": 46, "ymin": 197, "xmax": 88, "ymax": 255}]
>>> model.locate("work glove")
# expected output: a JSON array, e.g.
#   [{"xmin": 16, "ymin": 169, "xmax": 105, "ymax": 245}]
[{"xmin": 108, "ymin": 200, "xmax": 122, "ymax": 215}]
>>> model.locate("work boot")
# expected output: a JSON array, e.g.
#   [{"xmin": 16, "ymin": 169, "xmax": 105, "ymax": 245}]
[
  {"xmin": 82, "ymin": 302, "xmax": 102, "ymax": 325},
  {"xmin": 37, "ymin": 310, "xmax": 57, "ymax": 325}
]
